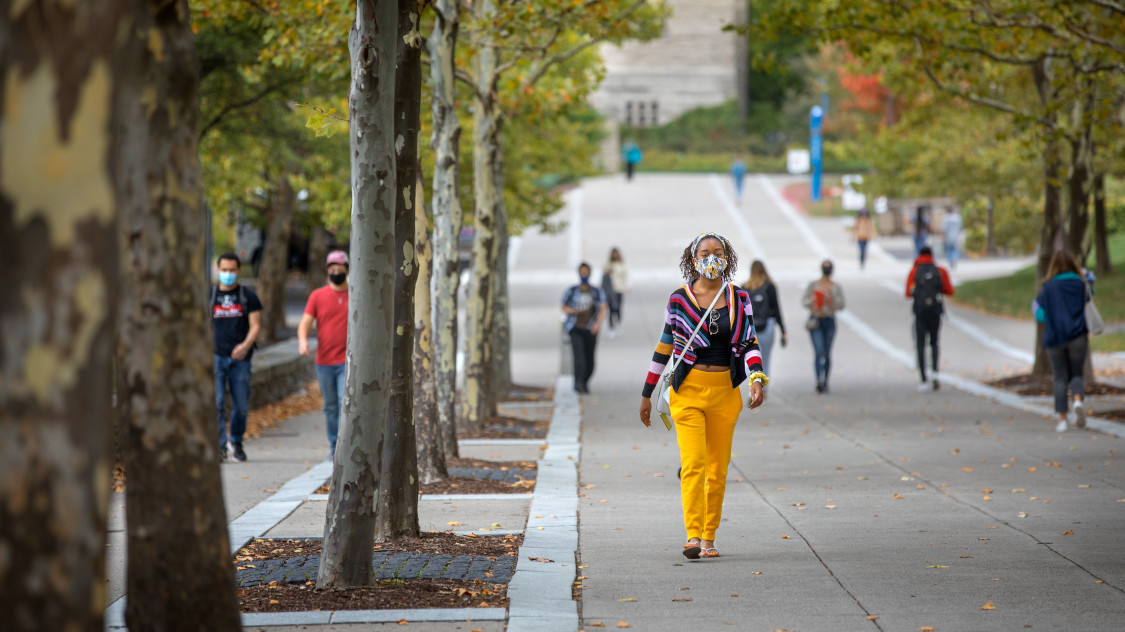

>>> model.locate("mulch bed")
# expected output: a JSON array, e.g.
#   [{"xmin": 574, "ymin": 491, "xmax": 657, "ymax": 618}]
[
  {"xmin": 236, "ymin": 532, "xmax": 520, "ymax": 613},
  {"xmin": 986, "ymin": 374, "xmax": 1125, "ymax": 397},
  {"xmin": 501, "ymin": 383, "xmax": 554, "ymax": 403},
  {"xmin": 458, "ymin": 415, "xmax": 550, "ymax": 439},
  {"xmin": 315, "ymin": 458, "xmax": 537, "ymax": 496}
]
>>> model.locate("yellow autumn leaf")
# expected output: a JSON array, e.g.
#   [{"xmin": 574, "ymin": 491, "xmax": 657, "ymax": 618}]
[
  {"xmin": 617, "ymin": 622, "xmax": 631, "ymax": 628},
  {"xmin": 962, "ymin": 467, "xmax": 973, "ymax": 473},
  {"xmin": 618, "ymin": 597, "xmax": 637, "ymax": 602},
  {"xmin": 981, "ymin": 601, "xmax": 995, "ymax": 610},
  {"xmin": 1062, "ymin": 530, "xmax": 1074, "ymax": 535}
]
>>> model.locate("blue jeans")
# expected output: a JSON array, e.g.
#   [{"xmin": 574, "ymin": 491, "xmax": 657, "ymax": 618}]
[
  {"xmin": 857, "ymin": 240, "xmax": 868, "ymax": 267},
  {"xmin": 316, "ymin": 363, "xmax": 345, "ymax": 455},
  {"xmin": 756, "ymin": 319, "xmax": 777, "ymax": 381},
  {"xmin": 944, "ymin": 241, "xmax": 959, "ymax": 268},
  {"xmin": 809, "ymin": 317, "xmax": 837, "ymax": 385},
  {"xmin": 214, "ymin": 355, "xmax": 252, "ymax": 446}
]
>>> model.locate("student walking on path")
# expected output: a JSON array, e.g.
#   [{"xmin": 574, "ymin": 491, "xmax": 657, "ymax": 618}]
[
  {"xmin": 562, "ymin": 262, "xmax": 608, "ymax": 394},
  {"xmin": 602, "ymin": 247, "xmax": 630, "ymax": 338},
  {"xmin": 1035, "ymin": 250, "xmax": 1092, "ymax": 433},
  {"xmin": 905, "ymin": 246, "xmax": 955, "ymax": 392},
  {"xmin": 298, "ymin": 250, "xmax": 350, "ymax": 458},
  {"xmin": 211, "ymin": 253, "xmax": 262, "ymax": 462},
  {"xmin": 852, "ymin": 208, "xmax": 875, "ymax": 270},
  {"xmin": 942, "ymin": 208, "xmax": 964, "ymax": 269},
  {"xmin": 742, "ymin": 260, "xmax": 787, "ymax": 384},
  {"xmin": 802, "ymin": 260, "xmax": 845, "ymax": 394},
  {"xmin": 638, "ymin": 233, "xmax": 766, "ymax": 559},
  {"xmin": 623, "ymin": 141, "xmax": 642, "ymax": 181},
  {"xmin": 730, "ymin": 159, "xmax": 747, "ymax": 203}
]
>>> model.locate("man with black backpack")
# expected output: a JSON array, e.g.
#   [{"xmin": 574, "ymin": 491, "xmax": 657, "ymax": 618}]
[
  {"xmin": 211, "ymin": 253, "xmax": 262, "ymax": 461},
  {"xmin": 905, "ymin": 246, "xmax": 954, "ymax": 392}
]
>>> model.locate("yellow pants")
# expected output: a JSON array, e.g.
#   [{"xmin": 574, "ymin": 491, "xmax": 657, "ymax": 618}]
[{"xmin": 670, "ymin": 369, "xmax": 742, "ymax": 541}]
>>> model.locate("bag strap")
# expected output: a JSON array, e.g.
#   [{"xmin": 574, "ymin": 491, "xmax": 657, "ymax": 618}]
[
  {"xmin": 210, "ymin": 284, "xmax": 217, "ymax": 309},
  {"xmin": 669, "ymin": 283, "xmax": 726, "ymax": 374}
]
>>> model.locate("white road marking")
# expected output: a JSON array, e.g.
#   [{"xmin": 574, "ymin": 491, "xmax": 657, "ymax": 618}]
[
  {"xmin": 757, "ymin": 174, "xmax": 832, "ymax": 260},
  {"xmin": 708, "ymin": 173, "xmax": 765, "ymax": 262}
]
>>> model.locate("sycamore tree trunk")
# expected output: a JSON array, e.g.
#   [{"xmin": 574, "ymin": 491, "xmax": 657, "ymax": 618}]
[
  {"xmin": 428, "ymin": 0, "xmax": 462, "ymax": 458},
  {"xmin": 414, "ymin": 167, "xmax": 448, "ymax": 484},
  {"xmin": 0, "ymin": 4, "xmax": 127, "ymax": 629},
  {"xmin": 307, "ymin": 223, "xmax": 331, "ymax": 293},
  {"xmin": 1063, "ymin": 100, "xmax": 1093, "ymax": 259},
  {"xmin": 492, "ymin": 135, "xmax": 512, "ymax": 398},
  {"xmin": 256, "ymin": 174, "xmax": 296, "ymax": 345},
  {"xmin": 318, "ymin": 0, "xmax": 397, "ymax": 588},
  {"xmin": 375, "ymin": 0, "xmax": 422, "ymax": 541},
  {"xmin": 1031, "ymin": 60, "xmax": 1062, "ymax": 378},
  {"xmin": 464, "ymin": 3, "xmax": 501, "ymax": 430},
  {"xmin": 1093, "ymin": 171, "xmax": 1111, "ymax": 274},
  {"xmin": 115, "ymin": 1, "xmax": 241, "ymax": 628}
]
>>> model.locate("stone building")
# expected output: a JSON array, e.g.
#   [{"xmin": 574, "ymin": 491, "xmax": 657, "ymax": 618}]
[{"xmin": 591, "ymin": 0, "xmax": 748, "ymax": 168}]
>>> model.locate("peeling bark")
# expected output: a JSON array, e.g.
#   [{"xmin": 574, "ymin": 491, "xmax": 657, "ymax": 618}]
[
  {"xmin": 318, "ymin": 0, "xmax": 398, "ymax": 588},
  {"xmin": 493, "ymin": 147, "xmax": 512, "ymax": 399},
  {"xmin": 375, "ymin": 0, "xmax": 422, "ymax": 541},
  {"xmin": 1031, "ymin": 60, "xmax": 1062, "ymax": 379},
  {"xmin": 114, "ymin": 1, "xmax": 242, "ymax": 628},
  {"xmin": 428, "ymin": 0, "xmax": 463, "ymax": 457},
  {"xmin": 0, "ymin": 2, "xmax": 129, "ymax": 630},
  {"xmin": 1093, "ymin": 171, "xmax": 1111, "ymax": 275},
  {"xmin": 256, "ymin": 174, "xmax": 296, "ymax": 345},
  {"xmin": 414, "ymin": 166, "xmax": 448, "ymax": 485}
]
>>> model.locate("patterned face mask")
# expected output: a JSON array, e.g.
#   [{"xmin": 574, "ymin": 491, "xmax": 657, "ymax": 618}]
[{"xmin": 694, "ymin": 254, "xmax": 727, "ymax": 280}]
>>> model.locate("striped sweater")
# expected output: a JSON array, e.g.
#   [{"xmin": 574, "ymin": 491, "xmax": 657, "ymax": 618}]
[{"xmin": 641, "ymin": 283, "xmax": 765, "ymax": 398}]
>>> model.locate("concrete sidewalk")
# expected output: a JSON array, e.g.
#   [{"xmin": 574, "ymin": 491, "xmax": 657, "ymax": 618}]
[{"xmin": 505, "ymin": 172, "xmax": 1125, "ymax": 632}]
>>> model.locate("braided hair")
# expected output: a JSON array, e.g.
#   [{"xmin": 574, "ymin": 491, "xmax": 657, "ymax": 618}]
[{"xmin": 678, "ymin": 233, "xmax": 739, "ymax": 283}]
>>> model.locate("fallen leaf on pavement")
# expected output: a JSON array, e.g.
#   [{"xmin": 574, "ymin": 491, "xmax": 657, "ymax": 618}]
[
  {"xmin": 1079, "ymin": 484, "xmax": 1091, "ymax": 488},
  {"xmin": 1046, "ymin": 462, "xmax": 1061, "ymax": 467},
  {"xmin": 617, "ymin": 598, "xmax": 637, "ymax": 602},
  {"xmin": 1095, "ymin": 580, "xmax": 1106, "ymax": 584},
  {"xmin": 242, "ymin": 475, "xmax": 251, "ymax": 479},
  {"xmin": 751, "ymin": 571, "xmax": 763, "ymax": 575},
  {"xmin": 268, "ymin": 599, "xmax": 279, "ymax": 605},
  {"xmin": 867, "ymin": 615, "xmax": 879, "ymax": 620},
  {"xmin": 396, "ymin": 620, "xmax": 408, "ymax": 625},
  {"xmin": 1062, "ymin": 530, "xmax": 1074, "ymax": 535},
  {"xmin": 1012, "ymin": 489, "xmax": 1027, "ymax": 493},
  {"xmin": 617, "ymin": 622, "xmax": 630, "ymax": 628},
  {"xmin": 982, "ymin": 496, "xmax": 992, "ymax": 501},
  {"xmin": 781, "ymin": 535, "xmax": 791, "ymax": 539},
  {"xmin": 447, "ymin": 522, "xmax": 460, "ymax": 526},
  {"xmin": 919, "ymin": 627, "xmax": 935, "ymax": 631},
  {"xmin": 894, "ymin": 493, "xmax": 905, "ymax": 499},
  {"xmin": 981, "ymin": 489, "xmax": 993, "ymax": 493},
  {"xmin": 587, "ymin": 624, "xmax": 605, "ymax": 628},
  {"xmin": 1017, "ymin": 512, "xmax": 1028, "ymax": 518},
  {"xmin": 825, "ymin": 505, "xmax": 836, "ymax": 509},
  {"xmin": 960, "ymin": 555, "xmax": 973, "ymax": 558},
  {"xmin": 981, "ymin": 601, "xmax": 995, "ymax": 610},
  {"xmin": 1027, "ymin": 466, "xmax": 1038, "ymax": 472},
  {"xmin": 528, "ymin": 557, "xmax": 554, "ymax": 563},
  {"xmin": 926, "ymin": 565, "xmax": 949, "ymax": 569},
  {"xmin": 600, "ymin": 499, "xmax": 608, "ymax": 503},
  {"xmin": 671, "ymin": 598, "xmax": 692, "ymax": 602},
  {"xmin": 962, "ymin": 467, "xmax": 974, "ymax": 473}
]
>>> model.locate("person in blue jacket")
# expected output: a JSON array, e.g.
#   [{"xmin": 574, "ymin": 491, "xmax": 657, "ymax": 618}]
[{"xmin": 1034, "ymin": 250, "xmax": 1091, "ymax": 433}]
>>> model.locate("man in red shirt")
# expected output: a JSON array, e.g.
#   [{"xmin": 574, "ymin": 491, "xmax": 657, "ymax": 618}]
[
  {"xmin": 299, "ymin": 250, "xmax": 349, "ymax": 458},
  {"xmin": 905, "ymin": 246, "xmax": 955, "ymax": 392}
]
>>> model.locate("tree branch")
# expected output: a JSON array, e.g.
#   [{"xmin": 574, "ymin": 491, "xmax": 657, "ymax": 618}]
[
  {"xmin": 199, "ymin": 77, "xmax": 302, "ymax": 140},
  {"xmin": 921, "ymin": 65, "xmax": 1058, "ymax": 131},
  {"xmin": 523, "ymin": 0, "xmax": 647, "ymax": 88}
]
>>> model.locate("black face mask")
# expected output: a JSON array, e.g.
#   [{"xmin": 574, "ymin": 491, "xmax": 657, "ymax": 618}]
[{"xmin": 329, "ymin": 272, "xmax": 347, "ymax": 286}]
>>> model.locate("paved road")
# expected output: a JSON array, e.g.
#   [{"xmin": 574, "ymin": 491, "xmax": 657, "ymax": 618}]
[{"xmin": 509, "ymin": 173, "xmax": 1125, "ymax": 631}]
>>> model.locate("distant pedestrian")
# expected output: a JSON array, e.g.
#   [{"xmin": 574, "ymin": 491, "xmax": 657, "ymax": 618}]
[
  {"xmin": 602, "ymin": 247, "xmax": 630, "ymax": 338},
  {"xmin": 853, "ymin": 208, "xmax": 875, "ymax": 270},
  {"xmin": 638, "ymin": 232, "xmax": 766, "ymax": 560},
  {"xmin": 942, "ymin": 208, "xmax": 964, "ymax": 269},
  {"xmin": 730, "ymin": 159, "xmax": 747, "ymax": 203},
  {"xmin": 742, "ymin": 260, "xmax": 787, "ymax": 384},
  {"xmin": 913, "ymin": 206, "xmax": 931, "ymax": 257},
  {"xmin": 562, "ymin": 262, "xmax": 608, "ymax": 394},
  {"xmin": 623, "ymin": 141, "xmax": 642, "ymax": 181},
  {"xmin": 802, "ymin": 260, "xmax": 845, "ymax": 393},
  {"xmin": 211, "ymin": 253, "xmax": 262, "ymax": 462},
  {"xmin": 298, "ymin": 250, "xmax": 350, "ymax": 458},
  {"xmin": 905, "ymin": 246, "xmax": 954, "ymax": 392},
  {"xmin": 1035, "ymin": 250, "xmax": 1091, "ymax": 433}
]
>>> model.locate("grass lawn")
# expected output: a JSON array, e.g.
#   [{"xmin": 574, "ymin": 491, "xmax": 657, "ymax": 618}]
[{"xmin": 952, "ymin": 233, "xmax": 1125, "ymax": 351}]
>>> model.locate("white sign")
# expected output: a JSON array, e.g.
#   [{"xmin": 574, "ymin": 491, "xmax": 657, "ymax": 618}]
[
  {"xmin": 786, "ymin": 149, "xmax": 811, "ymax": 174},
  {"xmin": 874, "ymin": 195, "xmax": 889, "ymax": 214},
  {"xmin": 841, "ymin": 189, "xmax": 867, "ymax": 211}
]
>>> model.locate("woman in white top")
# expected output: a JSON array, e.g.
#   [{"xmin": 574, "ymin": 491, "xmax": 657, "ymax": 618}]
[{"xmin": 602, "ymin": 247, "xmax": 630, "ymax": 337}]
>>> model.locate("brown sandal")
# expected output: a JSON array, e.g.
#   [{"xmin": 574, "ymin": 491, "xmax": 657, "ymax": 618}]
[{"xmin": 682, "ymin": 539, "xmax": 701, "ymax": 559}]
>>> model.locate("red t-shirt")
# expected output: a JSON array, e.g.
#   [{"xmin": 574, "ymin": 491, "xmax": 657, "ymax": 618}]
[{"xmin": 305, "ymin": 285, "xmax": 348, "ymax": 366}]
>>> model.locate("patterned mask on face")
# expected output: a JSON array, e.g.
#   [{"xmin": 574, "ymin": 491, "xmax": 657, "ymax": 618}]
[{"xmin": 694, "ymin": 254, "xmax": 727, "ymax": 280}]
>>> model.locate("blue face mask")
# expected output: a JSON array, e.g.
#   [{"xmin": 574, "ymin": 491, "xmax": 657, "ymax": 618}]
[
  {"xmin": 219, "ymin": 271, "xmax": 237, "ymax": 286},
  {"xmin": 580, "ymin": 275, "xmax": 590, "ymax": 285}
]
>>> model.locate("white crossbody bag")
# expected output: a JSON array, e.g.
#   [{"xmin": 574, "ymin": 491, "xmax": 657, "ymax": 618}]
[{"xmin": 655, "ymin": 285, "xmax": 726, "ymax": 430}]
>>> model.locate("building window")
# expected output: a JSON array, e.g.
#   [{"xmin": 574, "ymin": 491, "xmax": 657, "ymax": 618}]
[
  {"xmin": 638, "ymin": 102, "xmax": 646, "ymax": 126},
  {"xmin": 651, "ymin": 101, "xmax": 659, "ymax": 126},
  {"xmin": 624, "ymin": 101, "xmax": 633, "ymax": 126}
]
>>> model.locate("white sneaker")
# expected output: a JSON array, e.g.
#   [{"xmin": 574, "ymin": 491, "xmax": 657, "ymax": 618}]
[
  {"xmin": 917, "ymin": 381, "xmax": 932, "ymax": 393},
  {"xmin": 1054, "ymin": 420, "xmax": 1069, "ymax": 433},
  {"xmin": 1074, "ymin": 401, "xmax": 1087, "ymax": 428}
]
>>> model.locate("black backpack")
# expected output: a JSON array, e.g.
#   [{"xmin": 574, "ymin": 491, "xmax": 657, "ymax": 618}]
[{"xmin": 912, "ymin": 263, "xmax": 944, "ymax": 314}]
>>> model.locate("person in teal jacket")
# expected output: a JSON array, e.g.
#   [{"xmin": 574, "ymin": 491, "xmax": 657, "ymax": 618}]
[
  {"xmin": 1034, "ymin": 250, "xmax": 1091, "ymax": 433},
  {"xmin": 623, "ymin": 141, "xmax": 642, "ymax": 181}
]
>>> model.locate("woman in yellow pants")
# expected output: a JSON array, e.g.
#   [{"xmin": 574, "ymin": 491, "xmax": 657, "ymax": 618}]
[{"xmin": 639, "ymin": 233, "xmax": 766, "ymax": 558}]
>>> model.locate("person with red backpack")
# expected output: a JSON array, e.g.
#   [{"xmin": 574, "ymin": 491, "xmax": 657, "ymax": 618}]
[{"xmin": 905, "ymin": 246, "xmax": 954, "ymax": 392}]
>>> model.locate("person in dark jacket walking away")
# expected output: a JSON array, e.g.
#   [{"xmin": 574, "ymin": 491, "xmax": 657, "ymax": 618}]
[
  {"xmin": 1035, "ymin": 250, "xmax": 1091, "ymax": 433},
  {"xmin": 211, "ymin": 253, "xmax": 262, "ymax": 461},
  {"xmin": 742, "ymin": 260, "xmax": 787, "ymax": 386},
  {"xmin": 562, "ymin": 263, "xmax": 607, "ymax": 394},
  {"xmin": 905, "ymin": 246, "xmax": 954, "ymax": 392}
]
